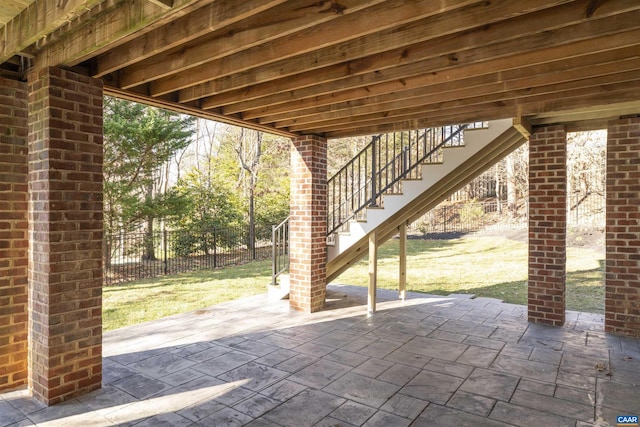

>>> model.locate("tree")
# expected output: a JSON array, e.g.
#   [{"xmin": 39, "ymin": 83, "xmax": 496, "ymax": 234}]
[
  {"xmin": 217, "ymin": 126, "xmax": 291, "ymax": 243},
  {"xmin": 501, "ymin": 144, "xmax": 529, "ymax": 217},
  {"xmin": 567, "ymin": 131, "xmax": 606, "ymax": 197},
  {"xmin": 169, "ymin": 167, "xmax": 244, "ymax": 255},
  {"xmin": 103, "ymin": 97, "xmax": 195, "ymax": 260},
  {"xmin": 234, "ymin": 128, "xmax": 262, "ymax": 255},
  {"xmin": 327, "ymin": 135, "xmax": 371, "ymax": 175}
]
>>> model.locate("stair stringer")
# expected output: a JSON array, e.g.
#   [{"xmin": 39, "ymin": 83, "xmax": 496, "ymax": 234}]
[
  {"xmin": 326, "ymin": 122, "xmax": 528, "ymax": 283},
  {"xmin": 327, "ymin": 118, "xmax": 513, "ymax": 264}
]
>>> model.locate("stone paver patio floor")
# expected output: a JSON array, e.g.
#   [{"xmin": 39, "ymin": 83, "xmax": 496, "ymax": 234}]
[{"xmin": 2, "ymin": 284, "xmax": 639, "ymax": 426}]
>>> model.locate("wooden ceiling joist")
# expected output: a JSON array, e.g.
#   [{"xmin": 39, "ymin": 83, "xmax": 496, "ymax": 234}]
[
  {"xmin": 244, "ymin": 20, "xmax": 640, "ymax": 124},
  {"xmin": 250, "ymin": 9, "xmax": 640, "ymax": 118},
  {"xmin": 323, "ymin": 90, "xmax": 640, "ymax": 138},
  {"xmin": 0, "ymin": 0, "xmax": 106, "ymax": 64},
  {"xmin": 294, "ymin": 75, "xmax": 640, "ymax": 136},
  {"xmin": 281, "ymin": 66, "xmax": 640, "ymax": 132},
  {"xmin": 104, "ymin": 85, "xmax": 297, "ymax": 138},
  {"xmin": 145, "ymin": 0, "xmax": 483, "ymax": 97},
  {"xmin": 271, "ymin": 50, "xmax": 640, "ymax": 129},
  {"xmin": 34, "ymin": 0, "xmax": 216, "ymax": 70},
  {"xmin": 183, "ymin": 0, "xmax": 586, "ymax": 106},
  {"xmin": 1, "ymin": 0, "xmax": 639, "ymax": 137},
  {"xmin": 147, "ymin": 0, "xmax": 174, "ymax": 10},
  {"xmin": 115, "ymin": 0, "xmax": 380, "ymax": 90},
  {"xmin": 92, "ymin": 0, "xmax": 288, "ymax": 77}
]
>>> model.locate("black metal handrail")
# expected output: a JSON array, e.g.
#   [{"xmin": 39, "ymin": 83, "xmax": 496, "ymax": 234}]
[
  {"xmin": 270, "ymin": 122, "xmax": 487, "ymax": 280},
  {"xmin": 327, "ymin": 122, "xmax": 486, "ymax": 235},
  {"xmin": 271, "ymin": 215, "xmax": 290, "ymax": 286}
]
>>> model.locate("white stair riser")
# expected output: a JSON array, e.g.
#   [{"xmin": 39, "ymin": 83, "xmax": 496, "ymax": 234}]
[{"xmin": 327, "ymin": 119, "xmax": 513, "ymax": 261}]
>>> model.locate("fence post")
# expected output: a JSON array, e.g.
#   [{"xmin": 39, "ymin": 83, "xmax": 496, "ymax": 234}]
[
  {"xmin": 120, "ymin": 230, "xmax": 125, "ymax": 280},
  {"xmin": 213, "ymin": 229, "xmax": 217, "ymax": 268},
  {"xmin": 163, "ymin": 229, "xmax": 168, "ymax": 275}
]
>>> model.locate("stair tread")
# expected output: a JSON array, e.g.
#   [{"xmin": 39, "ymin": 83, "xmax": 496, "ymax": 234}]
[{"xmin": 326, "ymin": 120, "xmax": 521, "ymax": 275}]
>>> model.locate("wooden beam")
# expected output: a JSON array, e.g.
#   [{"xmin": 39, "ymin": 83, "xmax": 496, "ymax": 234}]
[
  {"xmin": 302, "ymin": 78, "xmax": 640, "ymax": 135},
  {"xmin": 242, "ymin": 20, "xmax": 640, "ymax": 123},
  {"xmin": 209, "ymin": 0, "xmax": 640, "ymax": 113},
  {"xmin": 93, "ymin": 0, "xmax": 287, "ymax": 77},
  {"xmin": 32, "ymin": 0, "xmax": 214, "ymax": 69},
  {"xmin": 0, "ymin": 0, "xmax": 110, "ymax": 64},
  {"xmin": 0, "ymin": 0, "xmax": 105, "ymax": 64},
  {"xmin": 399, "ymin": 222, "xmax": 406, "ymax": 301},
  {"xmin": 147, "ymin": 0, "xmax": 173, "ymax": 9},
  {"xmin": 249, "ymin": 15, "xmax": 640, "ymax": 121},
  {"xmin": 277, "ymin": 53, "xmax": 640, "ymax": 128},
  {"xmin": 249, "ymin": 39, "xmax": 640, "ymax": 126},
  {"xmin": 322, "ymin": 81, "xmax": 640, "ymax": 138},
  {"xmin": 186, "ymin": 0, "xmax": 586, "ymax": 106},
  {"xmin": 529, "ymin": 100, "xmax": 640, "ymax": 125},
  {"xmin": 147, "ymin": 0, "xmax": 482, "ymax": 96},
  {"xmin": 119, "ymin": 0, "xmax": 390, "ymax": 90},
  {"xmin": 368, "ymin": 230, "xmax": 377, "ymax": 314},
  {"xmin": 282, "ymin": 60, "xmax": 640, "ymax": 131},
  {"xmin": 103, "ymin": 85, "xmax": 297, "ymax": 138}
]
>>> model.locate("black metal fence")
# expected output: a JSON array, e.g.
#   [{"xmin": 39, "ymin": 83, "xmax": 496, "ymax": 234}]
[
  {"xmin": 105, "ymin": 190, "xmax": 604, "ymax": 285},
  {"xmin": 409, "ymin": 199, "xmax": 518, "ymax": 235},
  {"xmin": 567, "ymin": 190, "xmax": 605, "ymax": 226},
  {"xmin": 409, "ymin": 190, "xmax": 604, "ymax": 236},
  {"xmin": 104, "ymin": 224, "xmax": 272, "ymax": 285}
]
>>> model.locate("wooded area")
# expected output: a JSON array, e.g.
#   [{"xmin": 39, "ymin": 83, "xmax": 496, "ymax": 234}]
[{"xmin": 104, "ymin": 97, "xmax": 291, "ymax": 263}]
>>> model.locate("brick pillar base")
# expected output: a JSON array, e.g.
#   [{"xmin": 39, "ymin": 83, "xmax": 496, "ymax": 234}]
[
  {"xmin": 28, "ymin": 67, "xmax": 104, "ymax": 404},
  {"xmin": 605, "ymin": 117, "xmax": 640, "ymax": 337},
  {"xmin": 289, "ymin": 135, "xmax": 327, "ymax": 313},
  {"xmin": 528, "ymin": 125, "xmax": 567, "ymax": 326},
  {"xmin": 0, "ymin": 77, "xmax": 29, "ymax": 391}
]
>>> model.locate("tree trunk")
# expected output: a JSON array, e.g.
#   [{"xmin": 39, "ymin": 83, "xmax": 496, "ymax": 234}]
[
  {"xmin": 142, "ymin": 183, "xmax": 157, "ymax": 261},
  {"xmin": 506, "ymin": 155, "xmax": 517, "ymax": 215},
  {"xmin": 142, "ymin": 217, "xmax": 157, "ymax": 261},
  {"xmin": 249, "ymin": 174, "xmax": 256, "ymax": 259},
  {"xmin": 495, "ymin": 165, "xmax": 502, "ymax": 214}
]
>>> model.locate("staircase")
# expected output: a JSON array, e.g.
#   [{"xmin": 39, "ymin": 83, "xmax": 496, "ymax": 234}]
[{"xmin": 272, "ymin": 118, "xmax": 529, "ymax": 288}]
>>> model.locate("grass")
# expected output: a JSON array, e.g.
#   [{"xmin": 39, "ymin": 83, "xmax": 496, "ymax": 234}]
[
  {"xmin": 335, "ymin": 235, "xmax": 605, "ymax": 313},
  {"xmin": 103, "ymin": 235, "xmax": 605, "ymax": 331},
  {"xmin": 103, "ymin": 259, "xmax": 272, "ymax": 331}
]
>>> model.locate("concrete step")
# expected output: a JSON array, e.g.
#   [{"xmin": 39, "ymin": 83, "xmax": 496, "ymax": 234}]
[{"xmin": 268, "ymin": 274, "xmax": 290, "ymax": 301}]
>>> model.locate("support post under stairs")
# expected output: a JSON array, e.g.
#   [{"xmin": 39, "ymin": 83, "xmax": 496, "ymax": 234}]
[
  {"xmin": 368, "ymin": 231, "xmax": 377, "ymax": 314},
  {"xmin": 399, "ymin": 223, "xmax": 407, "ymax": 300}
]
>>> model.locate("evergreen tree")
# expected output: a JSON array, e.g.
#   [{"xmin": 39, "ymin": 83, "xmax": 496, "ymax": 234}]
[{"xmin": 103, "ymin": 97, "xmax": 195, "ymax": 260}]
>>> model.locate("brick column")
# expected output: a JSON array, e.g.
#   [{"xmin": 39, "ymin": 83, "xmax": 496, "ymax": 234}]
[
  {"xmin": 289, "ymin": 134, "xmax": 327, "ymax": 313},
  {"xmin": 528, "ymin": 125, "xmax": 567, "ymax": 326},
  {"xmin": 0, "ymin": 77, "xmax": 29, "ymax": 391},
  {"xmin": 28, "ymin": 67, "xmax": 104, "ymax": 404},
  {"xmin": 605, "ymin": 117, "xmax": 640, "ymax": 337}
]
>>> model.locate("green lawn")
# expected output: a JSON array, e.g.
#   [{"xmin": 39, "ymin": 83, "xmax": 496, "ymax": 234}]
[
  {"xmin": 335, "ymin": 236, "xmax": 604, "ymax": 313},
  {"xmin": 103, "ymin": 259, "xmax": 272, "ymax": 331},
  {"xmin": 103, "ymin": 235, "xmax": 605, "ymax": 331}
]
